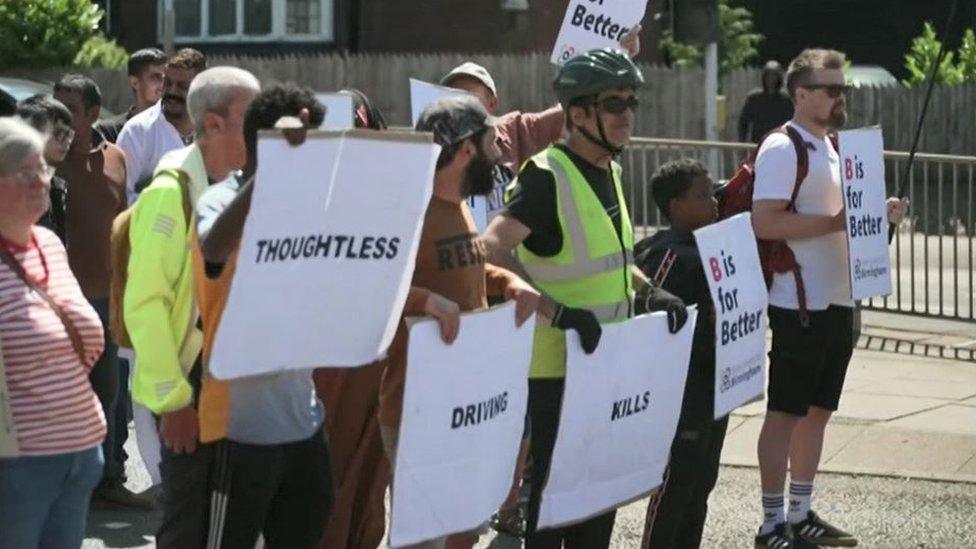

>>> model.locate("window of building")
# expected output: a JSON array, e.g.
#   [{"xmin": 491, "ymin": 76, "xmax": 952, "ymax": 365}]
[{"xmin": 163, "ymin": 0, "xmax": 332, "ymax": 41}]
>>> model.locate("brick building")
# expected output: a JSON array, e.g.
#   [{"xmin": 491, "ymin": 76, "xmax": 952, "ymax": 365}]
[{"xmin": 98, "ymin": 0, "xmax": 666, "ymax": 62}]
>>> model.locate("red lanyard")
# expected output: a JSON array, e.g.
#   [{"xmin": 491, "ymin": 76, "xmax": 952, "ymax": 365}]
[{"xmin": 0, "ymin": 232, "xmax": 49, "ymax": 287}]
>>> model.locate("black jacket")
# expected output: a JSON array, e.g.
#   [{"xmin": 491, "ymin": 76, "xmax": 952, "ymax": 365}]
[
  {"xmin": 636, "ymin": 229, "xmax": 716, "ymax": 420},
  {"xmin": 37, "ymin": 176, "xmax": 67, "ymax": 243}
]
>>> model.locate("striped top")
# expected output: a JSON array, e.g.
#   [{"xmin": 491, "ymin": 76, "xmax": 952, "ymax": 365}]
[{"xmin": 1, "ymin": 226, "xmax": 106, "ymax": 456}]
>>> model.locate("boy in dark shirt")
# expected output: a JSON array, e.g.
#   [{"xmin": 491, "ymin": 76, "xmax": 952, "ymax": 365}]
[{"xmin": 636, "ymin": 159, "xmax": 729, "ymax": 549}]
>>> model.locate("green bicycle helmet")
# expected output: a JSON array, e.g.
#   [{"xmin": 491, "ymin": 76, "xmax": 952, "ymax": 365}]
[
  {"xmin": 553, "ymin": 48, "xmax": 644, "ymax": 156},
  {"xmin": 553, "ymin": 48, "xmax": 645, "ymax": 107}
]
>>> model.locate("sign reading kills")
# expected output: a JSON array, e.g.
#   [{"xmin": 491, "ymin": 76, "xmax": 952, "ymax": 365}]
[{"xmin": 538, "ymin": 309, "xmax": 696, "ymax": 529}]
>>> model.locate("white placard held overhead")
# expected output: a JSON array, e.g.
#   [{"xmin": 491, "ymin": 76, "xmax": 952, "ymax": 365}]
[
  {"xmin": 209, "ymin": 130, "xmax": 440, "ymax": 379},
  {"xmin": 538, "ymin": 309, "xmax": 696, "ymax": 530},
  {"xmin": 693, "ymin": 213, "xmax": 768, "ymax": 419},
  {"xmin": 315, "ymin": 92, "xmax": 355, "ymax": 130},
  {"xmin": 838, "ymin": 127, "xmax": 892, "ymax": 300},
  {"xmin": 409, "ymin": 78, "xmax": 473, "ymax": 127},
  {"xmin": 390, "ymin": 303, "xmax": 534, "ymax": 547},
  {"xmin": 550, "ymin": 0, "xmax": 648, "ymax": 65}
]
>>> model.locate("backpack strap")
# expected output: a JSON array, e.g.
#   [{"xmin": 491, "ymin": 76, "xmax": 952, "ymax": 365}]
[
  {"xmin": 155, "ymin": 168, "xmax": 194, "ymax": 229},
  {"xmin": 782, "ymin": 124, "xmax": 810, "ymax": 212},
  {"xmin": 781, "ymin": 124, "xmax": 812, "ymax": 327}
]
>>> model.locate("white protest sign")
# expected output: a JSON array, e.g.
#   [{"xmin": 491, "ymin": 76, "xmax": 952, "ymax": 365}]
[
  {"xmin": 693, "ymin": 213, "xmax": 767, "ymax": 419},
  {"xmin": 315, "ymin": 92, "xmax": 355, "ymax": 129},
  {"xmin": 390, "ymin": 303, "xmax": 534, "ymax": 547},
  {"xmin": 538, "ymin": 309, "xmax": 696, "ymax": 529},
  {"xmin": 838, "ymin": 127, "xmax": 892, "ymax": 300},
  {"xmin": 410, "ymin": 78, "xmax": 473, "ymax": 127},
  {"xmin": 551, "ymin": 0, "xmax": 647, "ymax": 65},
  {"xmin": 209, "ymin": 130, "xmax": 439, "ymax": 378}
]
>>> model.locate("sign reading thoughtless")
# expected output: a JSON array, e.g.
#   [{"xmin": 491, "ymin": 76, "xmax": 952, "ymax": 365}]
[{"xmin": 209, "ymin": 130, "xmax": 439, "ymax": 378}]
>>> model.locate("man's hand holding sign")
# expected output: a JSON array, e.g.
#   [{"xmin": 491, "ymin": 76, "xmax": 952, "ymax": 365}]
[{"xmin": 551, "ymin": 0, "xmax": 648, "ymax": 65}]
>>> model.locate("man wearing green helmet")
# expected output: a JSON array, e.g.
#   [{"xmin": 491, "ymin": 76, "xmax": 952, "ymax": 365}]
[{"xmin": 482, "ymin": 48, "xmax": 687, "ymax": 547}]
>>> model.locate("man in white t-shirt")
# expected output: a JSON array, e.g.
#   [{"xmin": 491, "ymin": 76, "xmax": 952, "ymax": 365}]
[
  {"xmin": 117, "ymin": 48, "xmax": 206, "ymax": 205},
  {"xmin": 750, "ymin": 49, "xmax": 907, "ymax": 549}
]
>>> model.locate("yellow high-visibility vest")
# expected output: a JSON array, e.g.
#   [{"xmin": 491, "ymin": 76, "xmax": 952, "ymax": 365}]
[{"xmin": 509, "ymin": 146, "xmax": 634, "ymax": 379}]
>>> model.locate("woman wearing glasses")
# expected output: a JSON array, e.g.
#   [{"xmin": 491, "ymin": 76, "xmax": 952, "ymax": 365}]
[
  {"xmin": 15, "ymin": 94, "xmax": 76, "ymax": 244},
  {"xmin": 0, "ymin": 117, "xmax": 107, "ymax": 549}
]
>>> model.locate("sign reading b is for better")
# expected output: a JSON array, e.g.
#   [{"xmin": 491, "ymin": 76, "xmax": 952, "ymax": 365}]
[
  {"xmin": 693, "ymin": 213, "xmax": 767, "ymax": 420},
  {"xmin": 550, "ymin": 0, "xmax": 648, "ymax": 65},
  {"xmin": 838, "ymin": 127, "xmax": 892, "ymax": 300}
]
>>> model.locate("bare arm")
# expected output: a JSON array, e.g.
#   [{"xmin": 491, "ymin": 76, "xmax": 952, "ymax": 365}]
[
  {"xmin": 199, "ymin": 178, "xmax": 254, "ymax": 264},
  {"xmin": 482, "ymin": 213, "xmax": 558, "ymax": 320},
  {"xmin": 752, "ymin": 199, "xmax": 845, "ymax": 241},
  {"xmin": 632, "ymin": 265, "xmax": 649, "ymax": 290}
]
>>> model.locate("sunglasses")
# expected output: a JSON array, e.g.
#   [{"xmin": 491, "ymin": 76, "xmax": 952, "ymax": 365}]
[
  {"xmin": 594, "ymin": 96, "xmax": 639, "ymax": 114},
  {"xmin": 802, "ymin": 84, "xmax": 851, "ymax": 98}
]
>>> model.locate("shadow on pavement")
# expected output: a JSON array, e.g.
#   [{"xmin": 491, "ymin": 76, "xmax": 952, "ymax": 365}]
[{"xmin": 85, "ymin": 497, "xmax": 161, "ymax": 548}]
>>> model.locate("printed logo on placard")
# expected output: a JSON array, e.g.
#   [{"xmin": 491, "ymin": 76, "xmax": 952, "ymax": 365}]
[
  {"xmin": 853, "ymin": 256, "xmax": 889, "ymax": 281},
  {"xmin": 559, "ymin": 45, "xmax": 577, "ymax": 63},
  {"xmin": 719, "ymin": 357, "xmax": 763, "ymax": 393}
]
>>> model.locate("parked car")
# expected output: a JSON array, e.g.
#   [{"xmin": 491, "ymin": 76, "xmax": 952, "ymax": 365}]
[{"xmin": 0, "ymin": 76, "xmax": 116, "ymax": 118}]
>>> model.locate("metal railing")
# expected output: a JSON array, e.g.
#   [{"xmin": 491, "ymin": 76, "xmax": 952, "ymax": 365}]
[{"xmin": 622, "ymin": 137, "xmax": 976, "ymax": 322}]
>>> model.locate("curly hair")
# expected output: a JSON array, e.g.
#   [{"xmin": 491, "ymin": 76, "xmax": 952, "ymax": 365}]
[
  {"xmin": 650, "ymin": 158, "xmax": 709, "ymax": 221},
  {"xmin": 243, "ymin": 82, "xmax": 326, "ymax": 161}
]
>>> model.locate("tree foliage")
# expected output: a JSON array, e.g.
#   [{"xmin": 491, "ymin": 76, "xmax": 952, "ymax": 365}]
[
  {"xmin": 74, "ymin": 34, "xmax": 129, "ymax": 70},
  {"xmin": 0, "ymin": 0, "xmax": 125, "ymax": 69},
  {"xmin": 660, "ymin": 0, "xmax": 764, "ymax": 75},
  {"xmin": 903, "ymin": 21, "xmax": 969, "ymax": 87}
]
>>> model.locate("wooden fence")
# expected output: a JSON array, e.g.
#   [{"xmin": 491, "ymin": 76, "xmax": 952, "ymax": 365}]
[{"xmin": 4, "ymin": 52, "xmax": 974, "ymax": 155}]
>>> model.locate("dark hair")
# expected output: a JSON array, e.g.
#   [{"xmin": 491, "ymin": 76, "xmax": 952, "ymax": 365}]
[
  {"xmin": 54, "ymin": 74, "xmax": 102, "ymax": 109},
  {"xmin": 0, "ymin": 89, "xmax": 16, "ymax": 117},
  {"xmin": 167, "ymin": 48, "xmax": 207, "ymax": 73},
  {"xmin": 786, "ymin": 48, "xmax": 846, "ymax": 98},
  {"xmin": 16, "ymin": 94, "xmax": 72, "ymax": 131},
  {"xmin": 128, "ymin": 48, "xmax": 167, "ymax": 77},
  {"xmin": 341, "ymin": 88, "xmax": 388, "ymax": 130},
  {"xmin": 432, "ymin": 126, "xmax": 488, "ymax": 170},
  {"xmin": 651, "ymin": 158, "xmax": 709, "ymax": 221},
  {"xmin": 243, "ymin": 83, "xmax": 326, "ymax": 162}
]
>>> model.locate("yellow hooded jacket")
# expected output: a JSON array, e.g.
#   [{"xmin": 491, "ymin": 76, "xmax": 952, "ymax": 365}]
[{"xmin": 125, "ymin": 144, "xmax": 208, "ymax": 414}]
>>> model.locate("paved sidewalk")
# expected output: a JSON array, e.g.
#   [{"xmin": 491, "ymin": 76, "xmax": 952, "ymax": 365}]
[
  {"xmin": 722, "ymin": 345, "xmax": 976, "ymax": 483},
  {"xmin": 859, "ymin": 309, "xmax": 976, "ymax": 362}
]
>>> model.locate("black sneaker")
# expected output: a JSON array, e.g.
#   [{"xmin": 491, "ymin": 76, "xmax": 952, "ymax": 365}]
[
  {"xmin": 792, "ymin": 511, "xmax": 858, "ymax": 547},
  {"xmin": 755, "ymin": 523, "xmax": 796, "ymax": 549}
]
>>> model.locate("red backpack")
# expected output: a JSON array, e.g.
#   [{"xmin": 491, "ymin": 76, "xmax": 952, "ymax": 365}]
[{"xmin": 716, "ymin": 124, "xmax": 836, "ymax": 325}]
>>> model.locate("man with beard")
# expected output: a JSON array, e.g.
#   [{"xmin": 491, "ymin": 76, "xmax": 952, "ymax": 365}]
[
  {"xmin": 377, "ymin": 95, "xmax": 541, "ymax": 549},
  {"xmin": 750, "ymin": 49, "xmax": 907, "ymax": 549},
  {"xmin": 117, "ymin": 48, "xmax": 206, "ymax": 205},
  {"xmin": 481, "ymin": 49, "xmax": 686, "ymax": 548},
  {"xmin": 738, "ymin": 60, "xmax": 794, "ymax": 144}
]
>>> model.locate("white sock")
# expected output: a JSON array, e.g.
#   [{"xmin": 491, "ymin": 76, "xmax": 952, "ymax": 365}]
[
  {"xmin": 788, "ymin": 481, "xmax": 814, "ymax": 523},
  {"xmin": 760, "ymin": 492, "xmax": 785, "ymax": 535}
]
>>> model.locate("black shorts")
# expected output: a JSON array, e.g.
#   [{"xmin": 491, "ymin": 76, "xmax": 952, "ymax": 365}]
[{"xmin": 767, "ymin": 305, "xmax": 855, "ymax": 416}]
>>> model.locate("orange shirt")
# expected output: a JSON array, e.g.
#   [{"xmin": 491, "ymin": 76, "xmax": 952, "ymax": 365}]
[{"xmin": 378, "ymin": 197, "xmax": 519, "ymax": 429}]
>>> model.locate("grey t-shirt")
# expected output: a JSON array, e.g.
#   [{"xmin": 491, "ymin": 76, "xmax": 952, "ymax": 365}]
[{"xmin": 196, "ymin": 175, "xmax": 325, "ymax": 445}]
